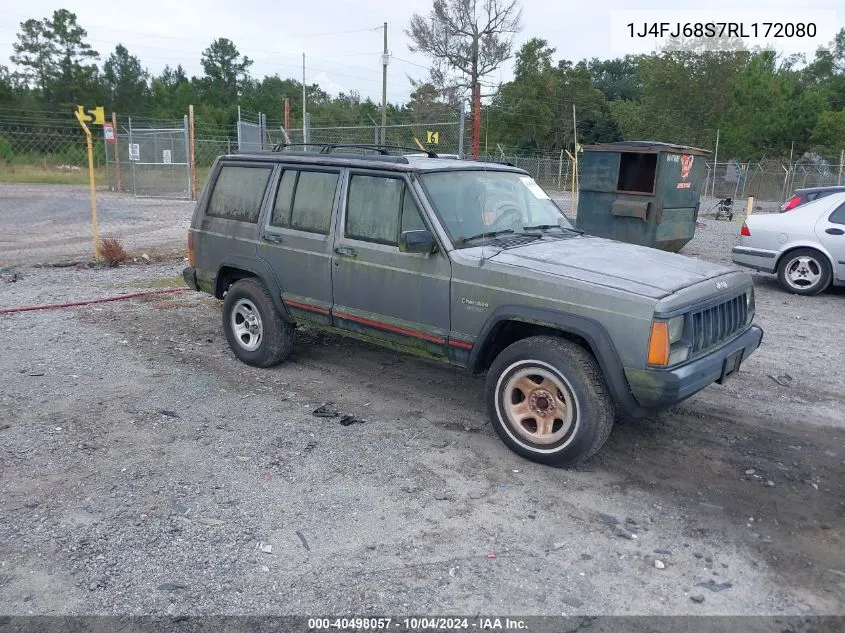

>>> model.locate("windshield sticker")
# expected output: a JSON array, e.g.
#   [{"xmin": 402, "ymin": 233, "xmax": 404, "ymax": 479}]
[{"xmin": 519, "ymin": 176, "xmax": 551, "ymax": 199}]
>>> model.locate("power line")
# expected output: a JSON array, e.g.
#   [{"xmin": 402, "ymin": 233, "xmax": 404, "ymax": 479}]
[{"xmin": 0, "ymin": 12, "xmax": 383, "ymax": 42}]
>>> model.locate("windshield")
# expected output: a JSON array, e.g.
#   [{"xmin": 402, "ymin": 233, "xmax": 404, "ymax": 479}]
[{"xmin": 420, "ymin": 170, "xmax": 574, "ymax": 246}]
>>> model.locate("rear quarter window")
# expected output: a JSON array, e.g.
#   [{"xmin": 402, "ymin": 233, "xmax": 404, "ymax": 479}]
[{"xmin": 206, "ymin": 165, "xmax": 273, "ymax": 223}]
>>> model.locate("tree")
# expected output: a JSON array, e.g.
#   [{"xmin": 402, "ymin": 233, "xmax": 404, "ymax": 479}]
[
  {"xmin": 45, "ymin": 9, "xmax": 99, "ymax": 107},
  {"xmin": 811, "ymin": 109, "xmax": 845, "ymax": 152},
  {"xmin": 0, "ymin": 65, "xmax": 15, "ymax": 105},
  {"xmin": 103, "ymin": 45, "xmax": 149, "ymax": 114},
  {"xmin": 405, "ymin": 82, "xmax": 456, "ymax": 120},
  {"xmin": 406, "ymin": 0, "xmax": 522, "ymax": 157},
  {"xmin": 582, "ymin": 56, "xmax": 643, "ymax": 102},
  {"xmin": 10, "ymin": 18, "xmax": 58, "ymax": 96},
  {"xmin": 487, "ymin": 39, "xmax": 619, "ymax": 152},
  {"xmin": 200, "ymin": 38, "xmax": 253, "ymax": 107}
]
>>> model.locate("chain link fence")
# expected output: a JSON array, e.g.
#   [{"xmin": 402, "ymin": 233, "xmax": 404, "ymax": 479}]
[
  {"xmin": 704, "ymin": 158, "xmax": 845, "ymax": 211},
  {"xmin": 104, "ymin": 117, "xmax": 191, "ymax": 198},
  {"xmin": 272, "ymin": 119, "xmax": 465, "ymax": 156},
  {"xmin": 0, "ymin": 116, "xmax": 101, "ymax": 168},
  {"xmin": 3, "ymin": 112, "xmax": 843, "ymax": 210}
]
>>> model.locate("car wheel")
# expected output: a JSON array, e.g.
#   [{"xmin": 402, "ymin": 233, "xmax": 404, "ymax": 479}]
[
  {"xmin": 485, "ymin": 336, "xmax": 614, "ymax": 467},
  {"xmin": 776, "ymin": 248, "xmax": 832, "ymax": 296},
  {"xmin": 221, "ymin": 278, "xmax": 294, "ymax": 367}
]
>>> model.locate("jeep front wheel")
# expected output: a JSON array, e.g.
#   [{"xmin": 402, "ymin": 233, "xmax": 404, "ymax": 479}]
[
  {"xmin": 221, "ymin": 278, "xmax": 294, "ymax": 367},
  {"xmin": 485, "ymin": 336, "xmax": 614, "ymax": 466}
]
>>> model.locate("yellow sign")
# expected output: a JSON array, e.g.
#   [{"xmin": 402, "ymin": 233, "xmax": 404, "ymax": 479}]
[
  {"xmin": 426, "ymin": 130, "xmax": 439, "ymax": 145},
  {"xmin": 76, "ymin": 105, "xmax": 105, "ymax": 125}
]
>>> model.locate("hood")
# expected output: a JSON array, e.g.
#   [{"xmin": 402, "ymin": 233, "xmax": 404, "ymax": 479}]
[{"xmin": 487, "ymin": 235, "xmax": 732, "ymax": 299}]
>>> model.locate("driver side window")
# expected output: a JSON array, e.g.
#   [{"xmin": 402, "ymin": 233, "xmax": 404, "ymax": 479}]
[{"xmin": 346, "ymin": 174, "xmax": 426, "ymax": 245}]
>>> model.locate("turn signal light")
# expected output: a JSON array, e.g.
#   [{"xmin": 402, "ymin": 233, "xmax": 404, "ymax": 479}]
[
  {"xmin": 648, "ymin": 321, "xmax": 670, "ymax": 367},
  {"xmin": 740, "ymin": 223, "xmax": 751, "ymax": 237}
]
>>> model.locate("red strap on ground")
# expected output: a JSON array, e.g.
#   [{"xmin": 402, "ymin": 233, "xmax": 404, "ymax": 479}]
[{"xmin": 0, "ymin": 288, "xmax": 189, "ymax": 315}]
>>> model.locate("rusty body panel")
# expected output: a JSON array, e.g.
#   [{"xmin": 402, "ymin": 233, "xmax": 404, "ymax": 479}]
[{"xmin": 576, "ymin": 141, "xmax": 710, "ymax": 252}]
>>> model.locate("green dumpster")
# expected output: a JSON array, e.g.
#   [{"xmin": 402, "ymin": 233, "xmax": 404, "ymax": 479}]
[{"xmin": 575, "ymin": 141, "xmax": 710, "ymax": 252}]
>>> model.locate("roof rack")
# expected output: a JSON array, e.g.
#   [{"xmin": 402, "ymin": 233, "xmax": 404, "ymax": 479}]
[{"xmin": 270, "ymin": 142, "xmax": 439, "ymax": 159}]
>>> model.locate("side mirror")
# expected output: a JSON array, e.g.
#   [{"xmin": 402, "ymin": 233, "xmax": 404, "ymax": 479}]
[{"xmin": 399, "ymin": 229, "xmax": 436, "ymax": 254}]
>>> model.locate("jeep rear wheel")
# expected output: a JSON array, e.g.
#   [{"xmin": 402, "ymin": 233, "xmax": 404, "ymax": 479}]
[
  {"xmin": 485, "ymin": 336, "xmax": 614, "ymax": 466},
  {"xmin": 222, "ymin": 278, "xmax": 294, "ymax": 367}
]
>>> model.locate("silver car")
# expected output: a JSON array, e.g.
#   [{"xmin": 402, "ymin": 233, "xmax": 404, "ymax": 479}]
[{"xmin": 732, "ymin": 191, "xmax": 845, "ymax": 295}]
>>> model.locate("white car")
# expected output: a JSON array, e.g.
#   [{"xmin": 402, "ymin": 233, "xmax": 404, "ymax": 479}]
[{"xmin": 732, "ymin": 191, "xmax": 845, "ymax": 296}]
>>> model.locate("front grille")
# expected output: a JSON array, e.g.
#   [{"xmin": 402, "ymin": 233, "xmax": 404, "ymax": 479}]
[{"xmin": 690, "ymin": 294, "xmax": 747, "ymax": 354}]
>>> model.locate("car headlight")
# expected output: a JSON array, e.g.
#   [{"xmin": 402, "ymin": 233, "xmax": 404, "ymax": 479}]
[
  {"xmin": 668, "ymin": 315, "xmax": 684, "ymax": 344},
  {"xmin": 745, "ymin": 288, "xmax": 755, "ymax": 325}
]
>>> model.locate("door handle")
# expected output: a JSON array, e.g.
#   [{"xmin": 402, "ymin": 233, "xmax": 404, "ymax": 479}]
[
  {"xmin": 334, "ymin": 246, "xmax": 358, "ymax": 257},
  {"xmin": 825, "ymin": 228, "xmax": 844, "ymax": 235},
  {"xmin": 262, "ymin": 233, "xmax": 282, "ymax": 243}
]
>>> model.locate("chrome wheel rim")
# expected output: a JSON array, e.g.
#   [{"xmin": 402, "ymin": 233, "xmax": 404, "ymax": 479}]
[
  {"xmin": 231, "ymin": 299, "xmax": 263, "ymax": 351},
  {"xmin": 499, "ymin": 363, "xmax": 577, "ymax": 446},
  {"xmin": 784, "ymin": 255, "xmax": 822, "ymax": 291}
]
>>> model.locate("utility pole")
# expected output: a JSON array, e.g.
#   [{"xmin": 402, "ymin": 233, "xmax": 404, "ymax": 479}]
[
  {"xmin": 381, "ymin": 22, "xmax": 388, "ymax": 146},
  {"xmin": 472, "ymin": 37, "xmax": 480, "ymax": 160},
  {"xmin": 302, "ymin": 53, "xmax": 307, "ymax": 148}
]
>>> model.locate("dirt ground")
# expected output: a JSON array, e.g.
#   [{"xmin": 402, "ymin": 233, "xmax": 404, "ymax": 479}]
[{"xmin": 0, "ymin": 185, "xmax": 843, "ymax": 618}]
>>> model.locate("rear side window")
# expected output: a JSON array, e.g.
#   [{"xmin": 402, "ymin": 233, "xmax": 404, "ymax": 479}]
[
  {"xmin": 829, "ymin": 201, "xmax": 845, "ymax": 225},
  {"xmin": 270, "ymin": 169, "xmax": 338, "ymax": 234},
  {"xmin": 207, "ymin": 165, "xmax": 272, "ymax": 222}
]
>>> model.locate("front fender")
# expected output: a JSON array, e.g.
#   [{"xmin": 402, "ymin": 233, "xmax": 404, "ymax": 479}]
[{"xmin": 470, "ymin": 305, "xmax": 644, "ymax": 418}]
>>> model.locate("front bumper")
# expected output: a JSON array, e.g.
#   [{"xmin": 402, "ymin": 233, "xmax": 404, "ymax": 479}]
[
  {"xmin": 731, "ymin": 246, "xmax": 777, "ymax": 274},
  {"xmin": 182, "ymin": 266, "xmax": 199, "ymax": 291},
  {"xmin": 625, "ymin": 324, "xmax": 764, "ymax": 410}
]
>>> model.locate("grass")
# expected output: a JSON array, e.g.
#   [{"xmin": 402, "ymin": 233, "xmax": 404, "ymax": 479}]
[
  {"xmin": 0, "ymin": 164, "xmax": 212, "ymax": 191},
  {"xmin": 0, "ymin": 164, "xmax": 108, "ymax": 185}
]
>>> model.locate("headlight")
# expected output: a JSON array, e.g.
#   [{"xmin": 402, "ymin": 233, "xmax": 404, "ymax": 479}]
[
  {"xmin": 668, "ymin": 316, "xmax": 684, "ymax": 344},
  {"xmin": 745, "ymin": 288, "xmax": 755, "ymax": 325}
]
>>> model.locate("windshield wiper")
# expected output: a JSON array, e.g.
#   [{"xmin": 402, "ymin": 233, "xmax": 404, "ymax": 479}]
[
  {"xmin": 456, "ymin": 229, "xmax": 515, "ymax": 245},
  {"xmin": 522, "ymin": 224, "xmax": 584, "ymax": 235}
]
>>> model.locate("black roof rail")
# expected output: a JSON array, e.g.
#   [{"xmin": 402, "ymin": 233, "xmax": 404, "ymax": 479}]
[{"xmin": 271, "ymin": 142, "xmax": 438, "ymax": 159}]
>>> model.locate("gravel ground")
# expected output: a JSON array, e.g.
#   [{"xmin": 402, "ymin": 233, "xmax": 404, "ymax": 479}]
[
  {"xmin": 0, "ymin": 185, "xmax": 843, "ymax": 618},
  {"xmin": 0, "ymin": 184, "xmax": 194, "ymax": 267}
]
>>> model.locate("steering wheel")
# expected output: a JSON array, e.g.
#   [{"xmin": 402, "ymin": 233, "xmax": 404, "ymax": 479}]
[{"xmin": 486, "ymin": 202, "xmax": 523, "ymax": 230}]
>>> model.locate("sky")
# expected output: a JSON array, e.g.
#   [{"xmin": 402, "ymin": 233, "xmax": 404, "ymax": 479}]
[{"xmin": 1, "ymin": 0, "xmax": 842, "ymax": 105}]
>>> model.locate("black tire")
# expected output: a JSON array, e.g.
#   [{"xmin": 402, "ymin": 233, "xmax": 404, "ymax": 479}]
[
  {"xmin": 776, "ymin": 248, "xmax": 832, "ymax": 296},
  {"xmin": 484, "ymin": 336, "xmax": 614, "ymax": 467},
  {"xmin": 221, "ymin": 278, "xmax": 294, "ymax": 367}
]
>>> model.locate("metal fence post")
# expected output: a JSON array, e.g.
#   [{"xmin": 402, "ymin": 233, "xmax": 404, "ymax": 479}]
[
  {"xmin": 184, "ymin": 115, "xmax": 191, "ymax": 199},
  {"xmin": 237, "ymin": 105, "xmax": 242, "ymax": 151},
  {"xmin": 128, "ymin": 116, "xmax": 136, "ymax": 196},
  {"xmin": 557, "ymin": 149, "xmax": 564, "ymax": 190},
  {"xmin": 458, "ymin": 101, "xmax": 465, "ymax": 158},
  {"xmin": 103, "ymin": 129, "xmax": 110, "ymax": 191}
]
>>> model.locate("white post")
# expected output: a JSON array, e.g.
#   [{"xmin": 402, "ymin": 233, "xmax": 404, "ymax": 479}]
[{"xmin": 838, "ymin": 149, "xmax": 844, "ymax": 186}]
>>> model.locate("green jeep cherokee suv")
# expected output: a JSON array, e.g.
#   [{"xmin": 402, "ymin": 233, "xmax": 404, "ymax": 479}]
[{"xmin": 183, "ymin": 146, "xmax": 763, "ymax": 466}]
